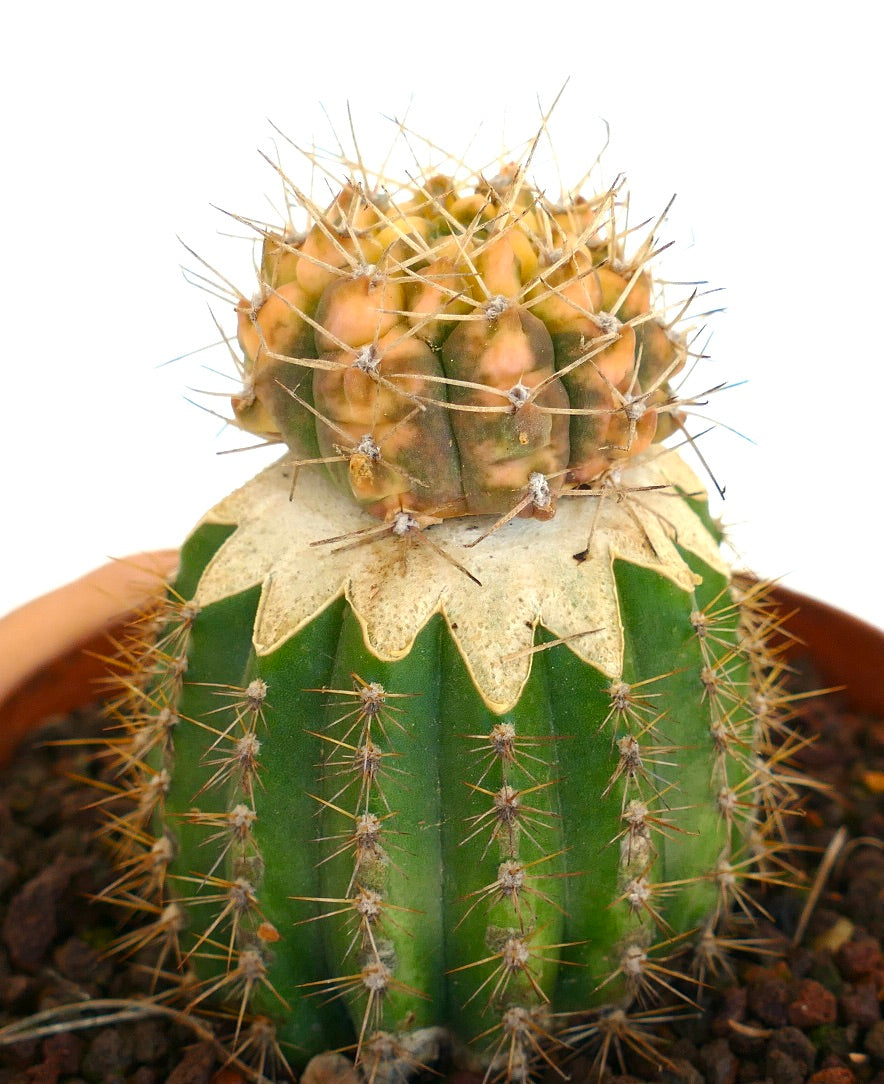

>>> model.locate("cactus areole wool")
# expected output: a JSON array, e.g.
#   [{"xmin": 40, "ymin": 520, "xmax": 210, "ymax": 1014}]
[{"xmin": 103, "ymin": 119, "xmax": 797, "ymax": 1082}]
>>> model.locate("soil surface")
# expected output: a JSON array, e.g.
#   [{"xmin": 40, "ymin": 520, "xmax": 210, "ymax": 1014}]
[{"xmin": 0, "ymin": 658, "xmax": 882, "ymax": 1084}]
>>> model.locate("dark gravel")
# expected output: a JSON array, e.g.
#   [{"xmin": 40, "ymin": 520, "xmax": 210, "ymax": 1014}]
[{"xmin": 0, "ymin": 660, "xmax": 881, "ymax": 1083}]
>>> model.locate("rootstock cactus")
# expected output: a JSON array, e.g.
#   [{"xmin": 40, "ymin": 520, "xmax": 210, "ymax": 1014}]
[{"xmin": 103, "ymin": 115, "xmax": 800, "ymax": 1082}]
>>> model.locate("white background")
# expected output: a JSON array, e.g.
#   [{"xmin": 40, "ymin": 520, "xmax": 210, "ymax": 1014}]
[{"xmin": 2, "ymin": 2, "xmax": 881, "ymax": 630}]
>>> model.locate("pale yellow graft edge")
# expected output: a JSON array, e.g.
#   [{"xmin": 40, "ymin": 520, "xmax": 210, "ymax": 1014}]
[{"xmin": 193, "ymin": 448, "xmax": 725, "ymax": 713}]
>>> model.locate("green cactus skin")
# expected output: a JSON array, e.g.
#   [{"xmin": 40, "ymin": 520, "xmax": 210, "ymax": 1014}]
[{"xmin": 102, "ymin": 125, "xmax": 796, "ymax": 1083}]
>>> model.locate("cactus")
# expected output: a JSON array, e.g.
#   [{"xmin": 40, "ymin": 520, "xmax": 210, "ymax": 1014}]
[{"xmin": 102, "ymin": 114, "xmax": 797, "ymax": 1082}]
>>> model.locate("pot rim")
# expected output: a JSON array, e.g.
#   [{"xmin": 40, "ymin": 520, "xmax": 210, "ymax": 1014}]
[{"xmin": 0, "ymin": 551, "xmax": 178, "ymax": 767}]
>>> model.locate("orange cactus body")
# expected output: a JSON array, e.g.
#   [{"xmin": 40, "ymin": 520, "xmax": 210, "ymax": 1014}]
[{"xmin": 232, "ymin": 168, "xmax": 688, "ymax": 521}]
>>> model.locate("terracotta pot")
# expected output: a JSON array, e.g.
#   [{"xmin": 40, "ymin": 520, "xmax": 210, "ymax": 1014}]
[
  {"xmin": 0, "ymin": 551, "xmax": 178, "ymax": 768},
  {"xmin": 0, "ymin": 557, "xmax": 881, "ymax": 768},
  {"xmin": 771, "ymin": 583, "xmax": 884, "ymax": 716}
]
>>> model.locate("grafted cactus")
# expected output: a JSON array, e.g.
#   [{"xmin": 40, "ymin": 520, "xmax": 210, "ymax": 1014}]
[{"xmin": 102, "ymin": 116, "xmax": 796, "ymax": 1082}]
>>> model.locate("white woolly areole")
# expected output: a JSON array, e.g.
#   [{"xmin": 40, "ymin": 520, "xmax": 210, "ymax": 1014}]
[{"xmin": 192, "ymin": 449, "xmax": 727, "ymax": 713}]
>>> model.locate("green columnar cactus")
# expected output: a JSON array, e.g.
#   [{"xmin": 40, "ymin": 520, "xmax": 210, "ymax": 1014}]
[{"xmin": 104, "ymin": 122, "xmax": 794, "ymax": 1082}]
